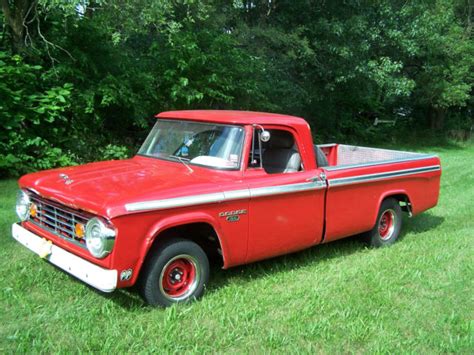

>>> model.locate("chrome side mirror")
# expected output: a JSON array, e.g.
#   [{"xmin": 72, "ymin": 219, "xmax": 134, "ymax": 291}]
[
  {"xmin": 253, "ymin": 124, "xmax": 271, "ymax": 142},
  {"xmin": 260, "ymin": 130, "xmax": 271, "ymax": 142}
]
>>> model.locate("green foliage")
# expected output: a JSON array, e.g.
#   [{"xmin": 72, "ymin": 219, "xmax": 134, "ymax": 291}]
[
  {"xmin": 0, "ymin": 0, "xmax": 472, "ymax": 176},
  {"xmin": 99, "ymin": 144, "xmax": 130, "ymax": 160},
  {"xmin": 0, "ymin": 51, "xmax": 76, "ymax": 176},
  {"xmin": 403, "ymin": 0, "xmax": 473, "ymax": 110}
]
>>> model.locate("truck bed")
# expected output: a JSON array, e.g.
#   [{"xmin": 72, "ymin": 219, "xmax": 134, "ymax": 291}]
[
  {"xmin": 316, "ymin": 143, "xmax": 440, "ymax": 244},
  {"xmin": 316, "ymin": 143, "xmax": 436, "ymax": 170}
]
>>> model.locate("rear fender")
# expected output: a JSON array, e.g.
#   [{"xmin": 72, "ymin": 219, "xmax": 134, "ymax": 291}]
[{"xmin": 372, "ymin": 189, "xmax": 411, "ymax": 228}]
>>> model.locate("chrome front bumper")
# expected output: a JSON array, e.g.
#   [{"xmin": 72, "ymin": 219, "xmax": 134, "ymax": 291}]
[{"xmin": 11, "ymin": 223, "xmax": 117, "ymax": 292}]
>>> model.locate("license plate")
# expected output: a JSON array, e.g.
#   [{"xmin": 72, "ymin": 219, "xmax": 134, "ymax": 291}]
[{"xmin": 38, "ymin": 238, "xmax": 53, "ymax": 258}]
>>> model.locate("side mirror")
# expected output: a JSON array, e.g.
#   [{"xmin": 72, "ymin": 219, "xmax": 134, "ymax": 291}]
[{"xmin": 260, "ymin": 130, "xmax": 271, "ymax": 142}]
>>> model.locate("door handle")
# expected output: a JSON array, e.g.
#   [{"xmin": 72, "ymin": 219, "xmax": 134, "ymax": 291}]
[{"xmin": 306, "ymin": 172, "xmax": 327, "ymax": 183}]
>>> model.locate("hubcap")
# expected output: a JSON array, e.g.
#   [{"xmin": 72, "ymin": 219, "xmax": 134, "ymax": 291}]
[
  {"xmin": 159, "ymin": 254, "xmax": 200, "ymax": 301},
  {"xmin": 378, "ymin": 209, "xmax": 396, "ymax": 240}
]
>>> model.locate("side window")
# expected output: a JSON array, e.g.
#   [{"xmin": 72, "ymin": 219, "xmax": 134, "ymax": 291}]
[{"xmin": 248, "ymin": 128, "xmax": 303, "ymax": 174}]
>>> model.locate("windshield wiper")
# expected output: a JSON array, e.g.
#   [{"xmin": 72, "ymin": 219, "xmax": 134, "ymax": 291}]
[{"xmin": 169, "ymin": 155, "xmax": 194, "ymax": 173}]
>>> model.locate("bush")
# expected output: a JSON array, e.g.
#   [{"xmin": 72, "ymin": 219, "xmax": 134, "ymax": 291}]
[
  {"xmin": 99, "ymin": 144, "xmax": 130, "ymax": 160},
  {"xmin": 0, "ymin": 52, "xmax": 75, "ymax": 176}
]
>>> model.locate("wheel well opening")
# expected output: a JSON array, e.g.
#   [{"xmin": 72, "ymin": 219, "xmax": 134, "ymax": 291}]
[
  {"xmin": 147, "ymin": 223, "xmax": 224, "ymax": 268},
  {"xmin": 385, "ymin": 194, "xmax": 412, "ymax": 216}
]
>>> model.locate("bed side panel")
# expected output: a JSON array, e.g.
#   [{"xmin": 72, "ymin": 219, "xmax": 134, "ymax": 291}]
[{"xmin": 323, "ymin": 156, "xmax": 441, "ymax": 243}]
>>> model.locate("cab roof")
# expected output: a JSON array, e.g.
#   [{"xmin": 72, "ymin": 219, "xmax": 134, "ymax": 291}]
[{"xmin": 156, "ymin": 110, "xmax": 309, "ymax": 128}]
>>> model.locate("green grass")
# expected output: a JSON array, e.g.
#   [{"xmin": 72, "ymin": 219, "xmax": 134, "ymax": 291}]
[{"xmin": 1, "ymin": 144, "xmax": 473, "ymax": 353}]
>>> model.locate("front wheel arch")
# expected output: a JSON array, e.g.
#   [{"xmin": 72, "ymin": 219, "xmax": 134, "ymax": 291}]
[{"xmin": 134, "ymin": 221, "xmax": 225, "ymax": 287}]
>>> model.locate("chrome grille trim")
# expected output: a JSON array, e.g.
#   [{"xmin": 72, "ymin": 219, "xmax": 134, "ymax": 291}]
[
  {"xmin": 28, "ymin": 194, "xmax": 90, "ymax": 248},
  {"xmin": 38, "ymin": 216, "xmax": 73, "ymax": 234},
  {"xmin": 40, "ymin": 204, "xmax": 87, "ymax": 220}
]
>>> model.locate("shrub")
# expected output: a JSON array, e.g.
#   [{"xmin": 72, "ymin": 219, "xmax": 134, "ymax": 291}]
[{"xmin": 0, "ymin": 52, "xmax": 75, "ymax": 176}]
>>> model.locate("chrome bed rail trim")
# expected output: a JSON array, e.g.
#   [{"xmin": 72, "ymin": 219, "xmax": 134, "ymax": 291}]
[
  {"xmin": 328, "ymin": 165, "xmax": 441, "ymax": 187},
  {"xmin": 317, "ymin": 143, "xmax": 337, "ymax": 148},
  {"xmin": 125, "ymin": 180, "xmax": 326, "ymax": 212},
  {"xmin": 250, "ymin": 180, "xmax": 325, "ymax": 198},
  {"xmin": 324, "ymin": 154, "xmax": 438, "ymax": 171}
]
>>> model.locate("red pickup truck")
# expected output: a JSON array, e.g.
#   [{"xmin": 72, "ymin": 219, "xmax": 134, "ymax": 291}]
[{"xmin": 12, "ymin": 110, "xmax": 441, "ymax": 307}]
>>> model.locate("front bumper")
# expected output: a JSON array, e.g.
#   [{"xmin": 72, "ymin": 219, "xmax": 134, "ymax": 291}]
[{"xmin": 11, "ymin": 223, "xmax": 117, "ymax": 292}]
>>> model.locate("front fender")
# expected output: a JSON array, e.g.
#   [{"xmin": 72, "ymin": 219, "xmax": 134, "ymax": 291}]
[{"xmin": 133, "ymin": 211, "xmax": 228, "ymax": 281}]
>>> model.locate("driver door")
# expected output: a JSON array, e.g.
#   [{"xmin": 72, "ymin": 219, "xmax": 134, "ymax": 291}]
[{"xmin": 244, "ymin": 126, "xmax": 326, "ymax": 263}]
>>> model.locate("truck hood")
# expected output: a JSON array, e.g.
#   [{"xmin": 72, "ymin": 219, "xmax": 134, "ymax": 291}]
[{"xmin": 19, "ymin": 156, "xmax": 230, "ymax": 218}]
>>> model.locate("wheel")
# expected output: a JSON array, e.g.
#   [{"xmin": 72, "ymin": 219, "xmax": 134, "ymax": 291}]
[
  {"xmin": 364, "ymin": 198, "xmax": 403, "ymax": 247},
  {"xmin": 139, "ymin": 238, "xmax": 210, "ymax": 307}
]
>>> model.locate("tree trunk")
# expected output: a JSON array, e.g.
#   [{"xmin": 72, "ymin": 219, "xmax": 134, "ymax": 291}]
[
  {"xmin": 1, "ymin": 0, "xmax": 34, "ymax": 53},
  {"xmin": 429, "ymin": 107, "xmax": 445, "ymax": 130}
]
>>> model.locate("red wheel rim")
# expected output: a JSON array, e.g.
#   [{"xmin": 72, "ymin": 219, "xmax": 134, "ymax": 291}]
[
  {"xmin": 378, "ymin": 209, "xmax": 395, "ymax": 240},
  {"xmin": 160, "ymin": 256, "xmax": 198, "ymax": 299}
]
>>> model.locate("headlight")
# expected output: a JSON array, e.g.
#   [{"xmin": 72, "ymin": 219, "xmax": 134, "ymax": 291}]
[
  {"xmin": 16, "ymin": 190, "xmax": 31, "ymax": 221},
  {"xmin": 85, "ymin": 217, "xmax": 116, "ymax": 258}
]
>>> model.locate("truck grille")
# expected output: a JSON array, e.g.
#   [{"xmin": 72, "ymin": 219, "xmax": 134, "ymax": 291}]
[{"xmin": 29, "ymin": 194, "xmax": 90, "ymax": 248}]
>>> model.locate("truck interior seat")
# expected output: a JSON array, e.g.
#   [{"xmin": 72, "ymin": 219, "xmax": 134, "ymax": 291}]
[
  {"xmin": 314, "ymin": 146, "xmax": 329, "ymax": 167},
  {"xmin": 263, "ymin": 130, "xmax": 301, "ymax": 173}
]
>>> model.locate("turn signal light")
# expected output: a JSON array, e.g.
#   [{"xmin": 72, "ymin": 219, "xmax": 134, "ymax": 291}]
[
  {"xmin": 75, "ymin": 223, "xmax": 85, "ymax": 239},
  {"xmin": 29, "ymin": 203, "xmax": 37, "ymax": 218}
]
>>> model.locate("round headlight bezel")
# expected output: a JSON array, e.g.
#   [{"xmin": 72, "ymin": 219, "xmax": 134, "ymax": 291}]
[
  {"xmin": 85, "ymin": 217, "xmax": 116, "ymax": 259},
  {"xmin": 16, "ymin": 190, "xmax": 31, "ymax": 222}
]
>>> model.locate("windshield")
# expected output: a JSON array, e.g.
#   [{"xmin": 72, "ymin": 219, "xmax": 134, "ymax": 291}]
[{"xmin": 138, "ymin": 120, "xmax": 245, "ymax": 170}]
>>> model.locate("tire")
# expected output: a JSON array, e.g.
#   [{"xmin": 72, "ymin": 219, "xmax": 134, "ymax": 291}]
[
  {"xmin": 139, "ymin": 238, "xmax": 210, "ymax": 307},
  {"xmin": 364, "ymin": 198, "xmax": 403, "ymax": 247}
]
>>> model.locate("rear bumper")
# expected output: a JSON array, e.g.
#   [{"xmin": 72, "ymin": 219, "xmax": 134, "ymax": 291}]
[{"xmin": 11, "ymin": 223, "xmax": 117, "ymax": 293}]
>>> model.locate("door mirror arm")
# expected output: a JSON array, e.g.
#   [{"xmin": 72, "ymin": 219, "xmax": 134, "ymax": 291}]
[{"xmin": 252, "ymin": 125, "xmax": 271, "ymax": 169}]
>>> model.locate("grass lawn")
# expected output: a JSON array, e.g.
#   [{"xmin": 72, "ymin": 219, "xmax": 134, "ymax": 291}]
[{"xmin": 1, "ymin": 144, "xmax": 473, "ymax": 353}]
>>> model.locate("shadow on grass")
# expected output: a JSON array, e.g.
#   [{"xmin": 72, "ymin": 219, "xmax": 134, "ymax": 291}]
[
  {"xmin": 99, "ymin": 236, "xmax": 367, "ymax": 310},
  {"xmin": 103, "ymin": 213, "xmax": 445, "ymax": 309},
  {"xmin": 206, "ymin": 236, "xmax": 364, "ymax": 293},
  {"xmin": 103, "ymin": 288, "xmax": 146, "ymax": 309},
  {"xmin": 207, "ymin": 213, "xmax": 445, "ymax": 294},
  {"xmin": 47, "ymin": 264, "xmax": 146, "ymax": 309},
  {"xmin": 400, "ymin": 213, "xmax": 445, "ymax": 238}
]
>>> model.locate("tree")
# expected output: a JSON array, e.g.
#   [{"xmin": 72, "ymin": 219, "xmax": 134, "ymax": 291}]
[
  {"xmin": 1, "ymin": 0, "xmax": 34, "ymax": 53},
  {"xmin": 0, "ymin": 0, "xmax": 472, "ymax": 176}
]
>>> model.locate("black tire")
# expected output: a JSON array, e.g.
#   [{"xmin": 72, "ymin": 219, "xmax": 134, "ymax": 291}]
[
  {"xmin": 139, "ymin": 238, "xmax": 209, "ymax": 307},
  {"xmin": 364, "ymin": 198, "xmax": 403, "ymax": 247}
]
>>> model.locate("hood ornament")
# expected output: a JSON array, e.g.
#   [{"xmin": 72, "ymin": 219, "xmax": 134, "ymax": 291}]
[{"xmin": 59, "ymin": 173, "xmax": 73, "ymax": 185}]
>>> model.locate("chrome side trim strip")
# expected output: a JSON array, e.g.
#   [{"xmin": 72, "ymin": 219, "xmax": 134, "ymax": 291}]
[
  {"xmin": 329, "ymin": 165, "xmax": 441, "ymax": 187},
  {"xmin": 324, "ymin": 154, "xmax": 438, "ymax": 171},
  {"xmin": 125, "ymin": 192, "xmax": 225, "ymax": 212},
  {"xmin": 223, "ymin": 189, "xmax": 251, "ymax": 201},
  {"xmin": 125, "ymin": 180, "xmax": 326, "ymax": 212},
  {"xmin": 250, "ymin": 180, "xmax": 326, "ymax": 198}
]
